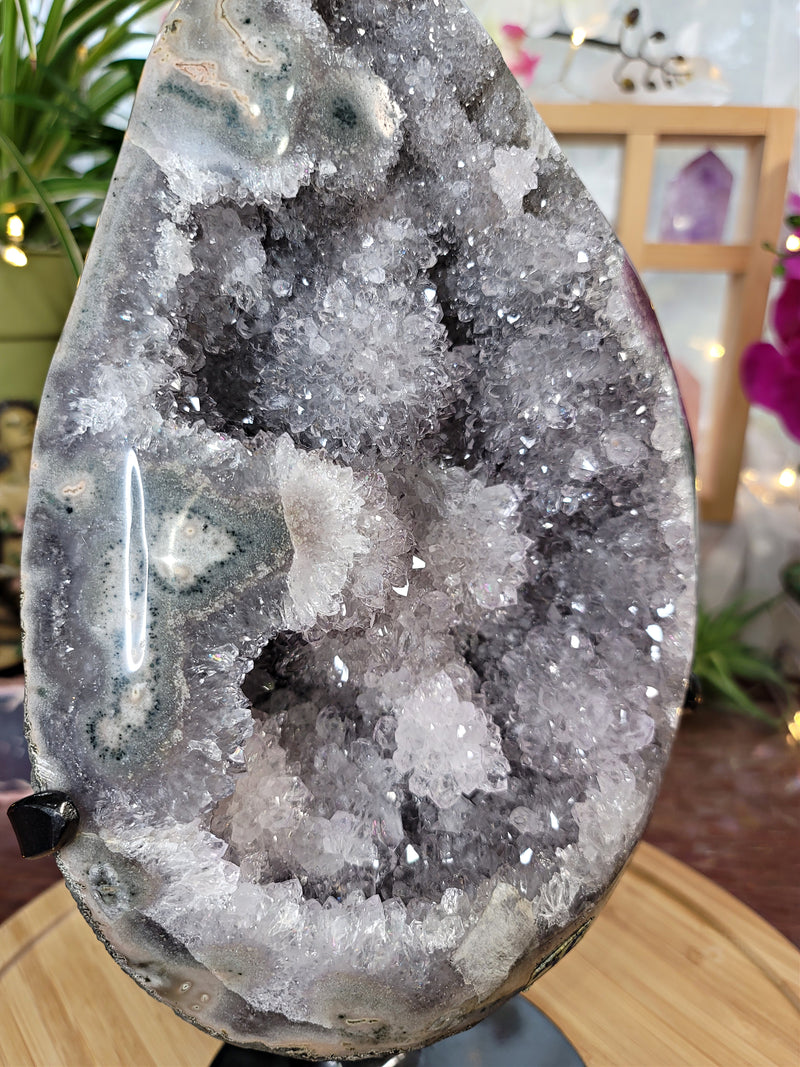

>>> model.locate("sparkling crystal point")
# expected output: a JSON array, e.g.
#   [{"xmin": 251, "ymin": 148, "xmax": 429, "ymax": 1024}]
[{"xmin": 22, "ymin": 0, "xmax": 696, "ymax": 1057}]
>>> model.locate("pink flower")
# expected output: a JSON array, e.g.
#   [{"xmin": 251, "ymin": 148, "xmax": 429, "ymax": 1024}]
[
  {"xmin": 498, "ymin": 24, "xmax": 541, "ymax": 87},
  {"xmin": 508, "ymin": 49, "xmax": 541, "ymax": 83},
  {"xmin": 501, "ymin": 23, "xmax": 526, "ymax": 41},
  {"xmin": 741, "ymin": 338, "xmax": 800, "ymax": 440},
  {"xmin": 774, "ymin": 279, "xmax": 800, "ymax": 344},
  {"xmin": 784, "ymin": 254, "xmax": 800, "ymax": 281}
]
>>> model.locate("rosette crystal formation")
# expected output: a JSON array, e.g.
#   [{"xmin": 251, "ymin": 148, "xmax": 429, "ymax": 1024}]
[{"xmin": 21, "ymin": 0, "xmax": 696, "ymax": 1058}]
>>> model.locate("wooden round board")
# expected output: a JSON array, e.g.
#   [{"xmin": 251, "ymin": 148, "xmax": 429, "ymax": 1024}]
[{"xmin": 0, "ymin": 842, "xmax": 797, "ymax": 1067}]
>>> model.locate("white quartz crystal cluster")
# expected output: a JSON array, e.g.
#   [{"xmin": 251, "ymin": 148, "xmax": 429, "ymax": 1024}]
[{"xmin": 22, "ymin": 0, "xmax": 695, "ymax": 1057}]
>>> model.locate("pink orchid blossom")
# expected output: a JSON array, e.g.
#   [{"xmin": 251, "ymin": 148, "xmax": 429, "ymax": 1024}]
[
  {"xmin": 740, "ymin": 197, "xmax": 800, "ymax": 441},
  {"xmin": 741, "ymin": 339, "xmax": 800, "ymax": 441},
  {"xmin": 501, "ymin": 23, "xmax": 527, "ymax": 41},
  {"xmin": 774, "ymin": 279, "xmax": 800, "ymax": 345},
  {"xmin": 498, "ymin": 23, "xmax": 541, "ymax": 87}
]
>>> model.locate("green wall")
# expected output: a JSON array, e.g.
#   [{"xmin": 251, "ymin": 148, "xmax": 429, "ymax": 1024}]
[{"xmin": 0, "ymin": 253, "xmax": 76, "ymax": 405}]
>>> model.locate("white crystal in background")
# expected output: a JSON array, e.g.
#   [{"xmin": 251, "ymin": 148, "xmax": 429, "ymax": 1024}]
[{"xmin": 21, "ymin": 0, "xmax": 696, "ymax": 1058}]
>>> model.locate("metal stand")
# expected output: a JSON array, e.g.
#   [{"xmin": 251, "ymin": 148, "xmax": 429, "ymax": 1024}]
[{"xmin": 209, "ymin": 998, "xmax": 585, "ymax": 1067}]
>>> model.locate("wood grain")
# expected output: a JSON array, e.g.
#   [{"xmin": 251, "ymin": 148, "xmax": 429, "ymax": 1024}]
[
  {"xmin": 1, "ymin": 843, "xmax": 797, "ymax": 1066},
  {"xmin": 527, "ymin": 844, "xmax": 800, "ymax": 1067},
  {"xmin": 535, "ymin": 104, "xmax": 791, "ymax": 138},
  {"xmin": 0, "ymin": 883, "xmax": 220, "ymax": 1067},
  {"xmin": 615, "ymin": 131, "xmax": 656, "ymax": 267},
  {"xmin": 639, "ymin": 243, "xmax": 749, "ymax": 273}
]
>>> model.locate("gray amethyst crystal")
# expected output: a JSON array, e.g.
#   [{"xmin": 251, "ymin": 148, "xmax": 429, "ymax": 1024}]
[{"xmin": 22, "ymin": 0, "xmax": 695, "ymax": 1058}]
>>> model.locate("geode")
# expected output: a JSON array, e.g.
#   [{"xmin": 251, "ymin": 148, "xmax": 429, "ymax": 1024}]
[{"xmin": 21, "ymin": 0, "xmax": 695, "ymax": 1058}]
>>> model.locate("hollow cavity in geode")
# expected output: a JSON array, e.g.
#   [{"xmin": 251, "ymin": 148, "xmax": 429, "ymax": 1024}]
[{"xmin": 21, "ymin": 0, "xmax": 695, "ymax": 1058}]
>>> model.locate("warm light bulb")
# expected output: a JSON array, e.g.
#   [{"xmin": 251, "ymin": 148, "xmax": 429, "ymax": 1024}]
[
  {"xmin": 706, "ymin": 342, "xmax": 725, "ymax": 361},
  {"xmin": 570, "ymin": 27, "xmax": 586, "ymax": 46},
  {"xmin": 778, "ymin": 467, "xmax": 797, "ymax": 489},
  {"xmin": 2, "ymin": 245, "xmax": 27, "ymax": 267},
  {"xmin": 788, "ymin": 711, "xmax": 800, "ymax": 743},
  {"xmin": 786, "ymin": 234, "xmax": 800, "ymax": 253},
  {"xmin": 6, "ymin": 214, "xmax": 24, "ymax": 240}
]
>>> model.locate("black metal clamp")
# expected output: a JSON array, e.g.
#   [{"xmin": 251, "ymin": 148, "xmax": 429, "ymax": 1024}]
[{"xmin": 6, "ymin": 790, "xmax": 79, "ymax": 858}]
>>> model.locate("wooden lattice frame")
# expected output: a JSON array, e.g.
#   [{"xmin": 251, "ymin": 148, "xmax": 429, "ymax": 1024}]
[{"xmin": 535, "ymin": 103, "xmax": 796, "ymax": 523}]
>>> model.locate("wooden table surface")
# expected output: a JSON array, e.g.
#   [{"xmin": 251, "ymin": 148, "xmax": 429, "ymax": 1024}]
[{"xmin": 0, "ymin": 842, "xmax": 798, "ymax": 1067}]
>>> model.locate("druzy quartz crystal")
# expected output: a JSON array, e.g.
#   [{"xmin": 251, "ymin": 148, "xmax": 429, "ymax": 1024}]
[{"xmin": 22, "ymin": 0, "xmax": 695, "ymax": 1058}]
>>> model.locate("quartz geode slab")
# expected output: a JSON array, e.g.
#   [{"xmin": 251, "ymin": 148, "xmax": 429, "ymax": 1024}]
[{"xmin": 22, "ymin": 0, "xmax": 695, "ymax": 1058}]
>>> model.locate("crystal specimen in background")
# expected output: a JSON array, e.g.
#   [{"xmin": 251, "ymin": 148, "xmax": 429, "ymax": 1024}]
[
  {"xmin": 659, "ymin": 149, "xmax": 733, "ymax": 244},
  {"xmin": 21, "ymin": 0, "xmax": 695, "ymax": 1058}
]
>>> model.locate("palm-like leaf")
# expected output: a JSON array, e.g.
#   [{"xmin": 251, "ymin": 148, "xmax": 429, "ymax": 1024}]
[
  {"xmin": 693, "ymin": 600, "xmax": 789, "ymax": 725},
  {"xmin": 0, "ymin": 0, "xmax": 161, "ymax": 268},
  {"xmin": 0, "ymin": 124, "xmax": 82, "ymax": 272}
]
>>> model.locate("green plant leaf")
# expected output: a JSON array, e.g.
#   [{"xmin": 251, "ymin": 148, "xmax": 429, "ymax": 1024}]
[
  {"xmin": 83, "ymin": 64, "xmax": 139, "ymax": 114},
  {"xmin": 13, "ymin": 0, "xmax": 36, "ymax": 64},
  {"xmin": 37, "ymin": 0, "xmax": 67, "ymax": 67},
  {"xmin": 58, "ymin": 0, "xmax": 134, "ymax": 34},
  {"xmin": 83, "ymin": 13, "xmax": 160, "ymax": 73},
  {"xmin": 1, "ymin": 0, "xmax": 162, "ymax": 248},
  {"xmin": 54, "ymin": 0, "xmax": 161, "ymax": 68},
  {"xmin": 692, "ymin": 597, "xmax": 791, "ymax": 726},
  {"xmin": 695, "ymin": 597, "xmax": 778, "ymax": 651},
  {"xmin": 730, "ymin": 661, "xmax": 790, "ymax": 689},
  {"xmin": 700, "ymin": 659, "xmax": 780, "ymax": 724},
  {"xmin": 1, "ymin": 0, "xmax": 19, "ymax": 136},
  {"xmin": 29, "ymin": 175, "xmax": 114, "ymax": 201},
  {"xmin": 0, "ymin": 126, "xmax": 83, "ymax": 276}
]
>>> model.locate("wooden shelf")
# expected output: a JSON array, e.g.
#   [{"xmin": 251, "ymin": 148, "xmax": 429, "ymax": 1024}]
[
  {"xmin": 536, "ymin": 103, "xmax": 792, "ymax": 139},
  {"xmin": 639, "ymin": 242, "xmax": 750, "ymax": 273}
]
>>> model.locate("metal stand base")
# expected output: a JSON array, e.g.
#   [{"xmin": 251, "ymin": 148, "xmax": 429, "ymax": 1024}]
[{"xmin": 209, "ymin": 997, "xmax": 585, "ymax": 1067}]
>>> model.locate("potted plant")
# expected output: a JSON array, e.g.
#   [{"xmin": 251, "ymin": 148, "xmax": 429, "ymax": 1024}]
[
  {"xmin": 0, "ymin": 0, "xmax": 163, "ymax": 402},
  {"xmin": 691, "ymin": 598, "xmax": 792, "ymax": 725}
]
